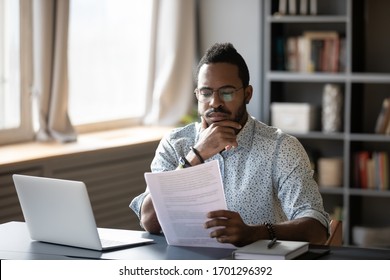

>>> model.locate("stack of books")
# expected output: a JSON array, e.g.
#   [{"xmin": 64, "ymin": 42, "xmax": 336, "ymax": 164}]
[
  {"xmin": 277, "ymin": 0, "xmax": 317, "ymax": 16},
  {"xmin": 284, "ymin": 31, "xmax": 343, "ymax": 73},
  {"xmin": 353, "ymin": 151, "xmax": 389, "ymax": 190}
]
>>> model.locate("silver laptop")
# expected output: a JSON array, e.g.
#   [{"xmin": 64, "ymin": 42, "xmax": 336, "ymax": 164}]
[{"xmin": 13, "ymin": 174, "xmax": 153, "ymax": 251}]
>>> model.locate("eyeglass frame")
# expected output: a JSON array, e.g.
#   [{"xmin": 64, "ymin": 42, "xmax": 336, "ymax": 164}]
[{"xmin": 194, "ymin": 85, "xmax": 245, "ymax": 103}]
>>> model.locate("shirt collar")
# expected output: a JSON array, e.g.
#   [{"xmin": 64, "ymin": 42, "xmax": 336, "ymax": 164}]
[{"xmin": 236, "ymin": 115, "xmax": 255, "ymax": 151}]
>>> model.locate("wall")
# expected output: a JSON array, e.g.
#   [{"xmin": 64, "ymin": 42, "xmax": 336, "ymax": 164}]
[
  {"xmin": 0, "ymin": 140, "xmax": 160, "ymax": 231},
  {"xmin": 198, "ymin": 0, "xmax": 263, "ymax": 121}
]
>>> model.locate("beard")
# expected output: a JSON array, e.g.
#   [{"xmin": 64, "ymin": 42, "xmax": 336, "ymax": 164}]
[{"xmin": 199, "ymin": 100, "xmax": 247, "ymax": 128}]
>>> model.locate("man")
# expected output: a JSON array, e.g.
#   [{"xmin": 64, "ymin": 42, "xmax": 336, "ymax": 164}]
[{"xmin": 130, "ymin": 42, "xmax": 329, "ymax": 247}]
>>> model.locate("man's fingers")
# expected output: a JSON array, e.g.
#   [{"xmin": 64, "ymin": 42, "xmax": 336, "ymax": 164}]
[
  {"xmin": 207, "ymin": 209, "xmax": 234, "ymax": 219},
  {"xmin": 210, "ymin": 120, "xmax": 242, "ymax": 131},
  {"xmin": 201, "ymin": 116, "xmax": 208, "ymax": 130}
]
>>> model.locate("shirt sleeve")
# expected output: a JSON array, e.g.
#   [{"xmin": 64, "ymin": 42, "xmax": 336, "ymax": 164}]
[
  {"xmin": 128, "ymin": 131, "xmax": 181, "ymax": 222},
  {"xmin": 129, "ymin": 191, "xmax": 149, "ymax": 221},
  {"xmin": 274, "ymin": 135, "xmax": 330, "ymax": 229}
]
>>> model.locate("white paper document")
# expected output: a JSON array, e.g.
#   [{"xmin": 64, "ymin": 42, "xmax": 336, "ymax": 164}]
[{"xmin": 144, "ymin": 160, "xmax": 235, "ymax": 249}]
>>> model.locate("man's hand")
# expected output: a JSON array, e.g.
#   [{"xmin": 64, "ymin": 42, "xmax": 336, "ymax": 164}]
[
  {"xmin": 194, "ymin": 117, "xmax": 241, "ymax": 160},
  {"xmin": 140, "ymin": 194, "xmax": 162, "ymax": 234},
  {"xmin": 204, "ymin": 210, "xmax": 259, "ymax": 247}
]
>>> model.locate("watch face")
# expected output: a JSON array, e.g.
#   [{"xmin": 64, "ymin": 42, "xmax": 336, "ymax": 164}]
[
  {"xmin": 179, "ymin": 157, "xmax": 185, "ymax": 166},
  {"xmin": 179, "ymin": 157, "xmax": 191, "ymax": 168}
]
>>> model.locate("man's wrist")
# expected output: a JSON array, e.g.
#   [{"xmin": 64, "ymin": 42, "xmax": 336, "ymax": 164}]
[
  {"xmin": 178, "ymin": 156, "xmax": 192, "ymax": 168},
  {"xmin": 190, "ymin": 146, "xmax": 205, "ymax": 163}
]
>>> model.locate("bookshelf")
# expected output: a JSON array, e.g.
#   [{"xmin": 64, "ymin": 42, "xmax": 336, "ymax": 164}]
[{"xmin": 263, "ymin": 0, "xmax": 390, "ymax": 247}]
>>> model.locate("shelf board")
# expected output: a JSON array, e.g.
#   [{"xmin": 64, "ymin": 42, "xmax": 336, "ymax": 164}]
[
  {"xmin": 267, "ymin": 72, "xmax": 390, "ymax": 84},
  {"xmin": 349, "ymin": 133, "xmax": 390, "ymax": 142},
  {"xmin": 288, "ymin": 132, "xmax": 390, "ymax": 142},
  {"xmin": 319, "ymin": 187, "xmax": 344, "ymax": 195},
  {"xmin": 291, "ymin": 131, "xmax": 344, "ymax": 140},
  {"xmin": 268, "ymin": 15, "xmax": 348, "ymax": 23},
  {"xmin": 349, "ymin": 188, "xmax": 390, "ymax": 198},
  {"xmin": 266, "ymin": 71, "xmax": 347, "ymax": 82},
  {"xmin": 350, "ymin": 73, "xmax": 390, "ymax": 83}
]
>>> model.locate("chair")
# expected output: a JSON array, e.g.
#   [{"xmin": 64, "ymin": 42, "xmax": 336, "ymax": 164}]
[{"xmin": 325, "ymin": 219, "xmax": 343, "ymax": 246}]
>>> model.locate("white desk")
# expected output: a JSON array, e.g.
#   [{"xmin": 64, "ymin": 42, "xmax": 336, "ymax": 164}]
[
  {"xmin": 0, "ymin": 221, "xmax": 234, "ymax": 260},
  {"xmin": 1, "ymin": 221, "xmax": 390, "ymax": 260}
]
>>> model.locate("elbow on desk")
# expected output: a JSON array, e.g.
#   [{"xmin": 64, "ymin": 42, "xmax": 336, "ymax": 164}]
[{"xmin": 140, "ymin": 217, "xmax": 162, "ymax": 235}]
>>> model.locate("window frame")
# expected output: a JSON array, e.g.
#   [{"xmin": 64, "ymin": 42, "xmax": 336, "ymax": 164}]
[
  {"xmin": 74, "ymin": 117, "xmax": 142, "ymax": 134},
  {"xmin": 0, "ymin": 0, "xmax": 34, "ymax": 145},
  {"xmin": 68, "ymin": 0, "xmax": 152, "ymax": 134}
]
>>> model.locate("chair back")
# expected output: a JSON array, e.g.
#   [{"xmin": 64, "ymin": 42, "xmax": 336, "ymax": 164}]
[{"xmin": 325, "ymin": 219, "xmax": 342, "ymax": 246}]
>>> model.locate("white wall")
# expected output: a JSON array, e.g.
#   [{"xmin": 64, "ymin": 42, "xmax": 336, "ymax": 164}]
[{"xmin": 198, "ymin": 0, "xmax": 263, "ymax": 120}]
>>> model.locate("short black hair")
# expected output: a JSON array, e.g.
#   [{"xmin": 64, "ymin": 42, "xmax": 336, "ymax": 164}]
[{"xmin": 195, "ymin": 42, "xmax": 250, "ymax": 87}]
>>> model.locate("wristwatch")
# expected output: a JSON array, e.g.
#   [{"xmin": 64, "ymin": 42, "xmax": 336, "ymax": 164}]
[{"xmin": 178, "ymin": 156, "xmax": 192, "ymax": 169}]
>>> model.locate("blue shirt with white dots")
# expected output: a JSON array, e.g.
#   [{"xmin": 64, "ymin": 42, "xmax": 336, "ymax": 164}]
[{"xmin": 130, "ymin": 116, "xmax": 329, "ymax": 228}]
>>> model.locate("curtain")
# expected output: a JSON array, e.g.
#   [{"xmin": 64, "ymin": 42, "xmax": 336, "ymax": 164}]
[
  {"xmin": 32, "ymin": 0, "xmax": 76, "ymax": 142},
  {"xmin": 143, "ymin": 0, "xmax": 196, "ymax": 126}
]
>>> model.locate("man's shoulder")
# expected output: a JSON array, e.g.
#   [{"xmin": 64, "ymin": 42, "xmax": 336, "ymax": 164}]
[
  {"xmin": 250, "ymin": 117, "xmax": 288, "ymax": 140},
  {"xmin": 166, "ymin": 122, "xmax": 199, "ymax": 140},
  {"xmin": 249, "ymin": 117, "xmax": 301, "ymax": 147}
]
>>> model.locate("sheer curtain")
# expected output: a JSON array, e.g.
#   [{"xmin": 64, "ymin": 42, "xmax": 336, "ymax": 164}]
[
  {"xmin": 30, "ymin": 0, "xmax": 195, "ymax": 142},
  {"xmin": 143, "ymin": 0, "xmax": 196, "ymax": 125},
  {"xmin": 32, "ymin": 0, "xmax": 76, "ymax": 142}
]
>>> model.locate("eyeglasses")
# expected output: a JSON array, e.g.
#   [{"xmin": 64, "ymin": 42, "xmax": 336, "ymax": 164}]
[{"xmin": 194, "ymin": 86, "xmax": 244, "ymax": 103}]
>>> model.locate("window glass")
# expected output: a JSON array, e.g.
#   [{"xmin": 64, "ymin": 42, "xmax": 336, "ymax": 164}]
[
  {"xmin": 68, "ymin": 0, "xmax": 153, "ymax": 128},
  {"xmin": 0, "ymin": 0, "xmax": 21, "ymax": 130}
]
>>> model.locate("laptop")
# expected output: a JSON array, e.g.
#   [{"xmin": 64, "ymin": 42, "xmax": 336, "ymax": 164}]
[{"xmin": 12, "ymin": 174, "xmax": 153, "ymax": 251}]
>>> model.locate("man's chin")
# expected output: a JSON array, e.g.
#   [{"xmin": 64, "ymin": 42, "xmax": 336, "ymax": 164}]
[{"xmin": 208, "ymin": 116, "xmax": 228, "ymax": 123}]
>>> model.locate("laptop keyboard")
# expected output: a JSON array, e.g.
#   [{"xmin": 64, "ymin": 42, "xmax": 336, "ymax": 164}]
[{"xmin": 100, "ymin": 238, "xmax": 127, "ymax": 247}]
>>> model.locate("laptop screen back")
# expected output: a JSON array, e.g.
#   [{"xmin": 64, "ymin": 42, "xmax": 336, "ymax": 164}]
[{"xmin": 13, "ymin": 174, "xmax": 104, "ymax": 250}]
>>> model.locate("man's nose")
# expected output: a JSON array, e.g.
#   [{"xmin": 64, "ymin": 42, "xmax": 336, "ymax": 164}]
[{"xmin": 208, "ymin": 91, "xmax": 224, "ymax": 107}]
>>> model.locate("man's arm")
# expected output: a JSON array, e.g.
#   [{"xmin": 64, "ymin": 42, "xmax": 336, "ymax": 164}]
[
  {"xmin": 272, "ymin": 217, "xmax": 328, "ymax": 244},
  {"xmin": 140, "ymin": 193, "xmax": 162, "ymax": 234},
  {"xmin": 204, "ymin": 211, "xmax": 327, "ymax": 247},
  {"xmin": 186, "ymin": 117, "xmax": 242, "ymax": 166}
]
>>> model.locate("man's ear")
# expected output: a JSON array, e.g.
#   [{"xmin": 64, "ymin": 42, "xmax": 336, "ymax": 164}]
[{"xmin": 244, "ymin": 85, "xmax": 253, "ymax": 104}]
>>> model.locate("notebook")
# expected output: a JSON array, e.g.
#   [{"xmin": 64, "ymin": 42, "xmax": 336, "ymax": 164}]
[
  {"xmin": 13, "ymin": 174, "xmax": 153, "ymax": 251},
  {"xmin": 232, "ymin": 239, "xmax": 309, "ymax": 260}
]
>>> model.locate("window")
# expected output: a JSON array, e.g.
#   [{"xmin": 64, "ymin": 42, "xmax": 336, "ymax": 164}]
[
  {"xmin": 0, "ymin": 0, "xmax": 33, "ymax": 145},
  {"xmin": 0, "ymin": 0, "xmax": 20, "ymax": 130},
  {"xmin": 0, "ymin": 0, "xmax": 153, "ymax": 145},
  {"xmin": 68, "ymin": 0, "xmax": 153, "ymax": 132}
]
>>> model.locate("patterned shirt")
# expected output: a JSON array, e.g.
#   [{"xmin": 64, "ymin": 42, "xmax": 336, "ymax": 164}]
[{"xmin": 130, "ymin": 116, "xmax": 329, "ymax": 228}]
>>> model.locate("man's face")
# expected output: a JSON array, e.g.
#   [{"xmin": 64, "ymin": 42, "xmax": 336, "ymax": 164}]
[{"xmin": 196, "ymin": 62, "xmax": 252, "ymax": 127}]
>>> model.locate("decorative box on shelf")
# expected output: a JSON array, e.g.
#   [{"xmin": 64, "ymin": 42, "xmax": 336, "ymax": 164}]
[{"xmin": 271, "ymin": 102, "xmax": 318, "ymax": 133}]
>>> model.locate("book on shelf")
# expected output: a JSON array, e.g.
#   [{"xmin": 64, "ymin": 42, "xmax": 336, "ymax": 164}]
[
  {"xmin": 288, "ymin": 0, "xmax": 296, "ymax": 15},
  {"xmin": 232, "ymin": 239, "xmax": 309, "ymax": 260},
  {"xmin": 338, "ymin": 38, "xmax": 347, "ymax": 72},
  {"xmin": 299, "ymin": 0, "xmax": 308, "ymax": 15},
  {"xmin": 285, "ymin": 37, "xmax": 299, "ymax": 71},
  {"xmin": 354, "ymin": 151, "xmax": 389, "ymax": 190},
  {"xmin": 374, "ymin": 97, "xmax": 390, "ymax": 134},
  {"xmin": 283, "ymin": 31, "xmax": 341, "ymax": 73},
  {"xmin": 303, "ymin": 31, "xmax": 340, "ymax": 73},
  {"xmin": 367, "ymin": 157, "xmax": 375, "ymax": 189},
  {"xmin": 378, "ymin": 152, "xmax": 389, "ymax": 190},
  {"xmin": 277, "ymin": 0, "xmax": 315, "ymax": 16},
  {"xmin": 297, "ymin": 36, "xmax": 310, "ymax": 72},
  {"xmin": 278, "ymin": 0, "xmax": 287, "ymax": 15},
  {"xmin": 309, "ymin": 0, "xmax": 317, "ymax": 15},
  {"xmin": 357, "ymin": 151, "xmax": 370, "ymax": 189},
  {"xmin": 385, "ymin": 117, "xmax": 390, "ymax": 135}
]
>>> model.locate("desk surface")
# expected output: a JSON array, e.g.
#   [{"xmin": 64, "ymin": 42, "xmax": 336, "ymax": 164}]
[{"xmin": 1, "ymin": 222, "xmax": 390, "ymax": 260}]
